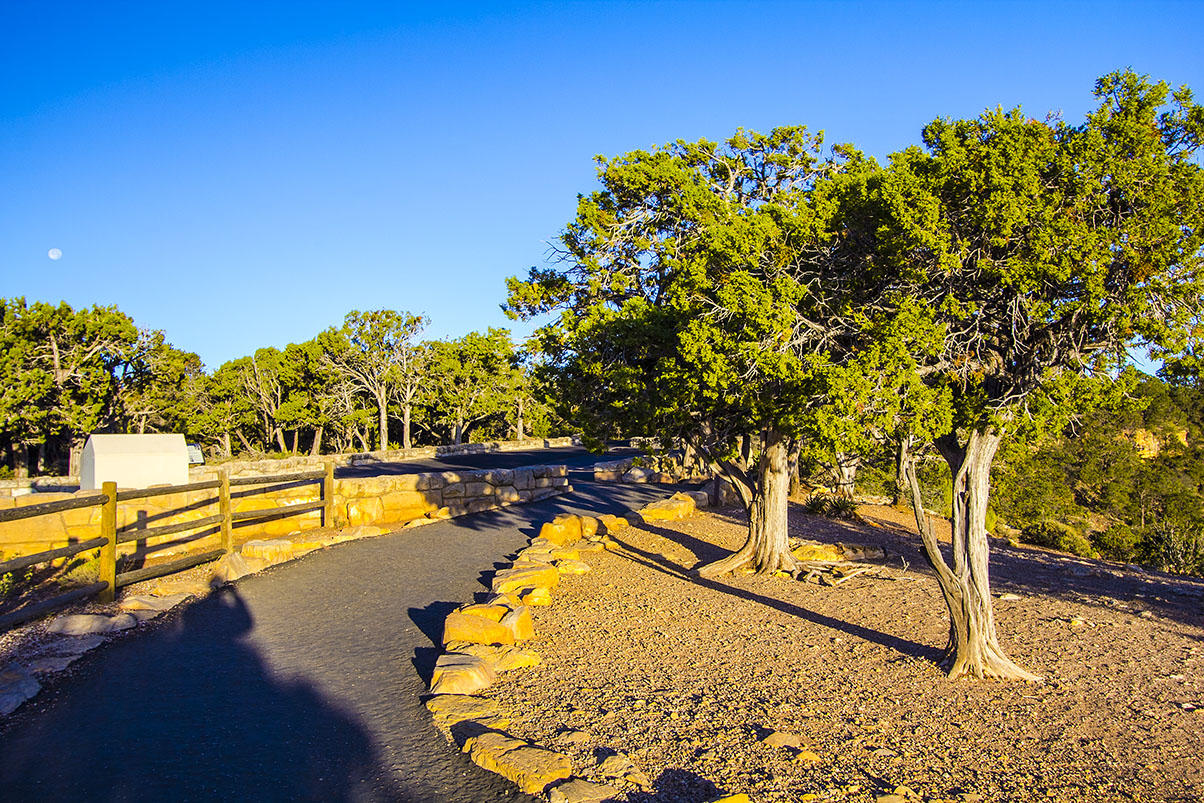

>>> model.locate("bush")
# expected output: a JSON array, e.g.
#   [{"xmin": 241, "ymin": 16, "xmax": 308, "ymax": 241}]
[
  {"xmin": 802, "ymin": 493, "xmax": 859, "ymax": 520},
  {"xmin": 1021, "ymin": 520, "xmax": 1098, "ymax": 559},
  {"xmin": 1092, "ymin": 523, "xmax": 1141, "ymax": 562}
]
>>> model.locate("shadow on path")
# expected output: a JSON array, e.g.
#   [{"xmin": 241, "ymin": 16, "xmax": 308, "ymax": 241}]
[{"xmin": 0, "ymin": 588, "xmax": 402, "ymax": 802}]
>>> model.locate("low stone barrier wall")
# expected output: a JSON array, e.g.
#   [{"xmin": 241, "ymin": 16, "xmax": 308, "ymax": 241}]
[
  {"xmin": 0, "ymin": 465, "xmax": 570, "ymax": 562},
  {"xmin": 192, "ymin": 435, "xmax": 582, "ymax": 481},
  {"xmin": 0, "ymin": 436, "xmax": 583, "ymax": 495}
]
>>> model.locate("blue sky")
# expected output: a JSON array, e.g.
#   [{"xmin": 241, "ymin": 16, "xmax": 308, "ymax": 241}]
[{"xmin": 2, "ymin": 1, "xmax": 1201, "ymax": 369}]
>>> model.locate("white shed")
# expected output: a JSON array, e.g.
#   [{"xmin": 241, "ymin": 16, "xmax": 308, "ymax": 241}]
[{"xmin": 80, "ymin": 434, "xmax": 190, "ymax": 490}]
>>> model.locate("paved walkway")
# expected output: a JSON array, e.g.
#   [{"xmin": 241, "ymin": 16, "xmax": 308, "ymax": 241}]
[
  {"xmin": 335, "ymin": 444, "xmax": 637, "ymax": 477},
  {"xmin": 0, "ymin": 481, "xmax": 674, "ymax": 802}
]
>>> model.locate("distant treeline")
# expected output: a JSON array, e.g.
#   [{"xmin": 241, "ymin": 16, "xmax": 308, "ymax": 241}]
[
  {"xmin": 852, "ymin": 372, "xmax": 1204, "ymax": 575},
  {"xmin": 0, "ymin": 298, "xmax": 562, "ymax": 477}
]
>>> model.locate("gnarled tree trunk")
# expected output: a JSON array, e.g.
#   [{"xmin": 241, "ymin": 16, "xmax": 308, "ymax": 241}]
[
  {"xmin": 832, "ymin": 452, "xmax": 860, "ymax": 499},
  {"xmin": 905, "ymin": 429, "xmax": 1041, "ymax": 681},
  {"xmin": 697, "ymin": 429, "xmax": 797, "ymax": 577}
]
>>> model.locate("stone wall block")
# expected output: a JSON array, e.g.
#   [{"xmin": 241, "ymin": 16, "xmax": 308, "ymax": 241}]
[
  {"xmin": 442, "ymin": 483, "xmax": 466, "ymax": 498},
  {"xmin": 346, "ymin": 497, "xmax": 384, "ymax": 527},
  {"xmin": 494, "ymin": 486, "xmax": 520, "ymax": 504},
  {"xmin": 464, "ymin": 482, "xmax": 493, "ymax": 498},
  {"xmin": 512, "ymin": 469, "xmax": 534, "ymax": 491},
  {"xmin": 467, "ymin": 498, "xmax": 498, "ymax": 514},
  {"xmin": 484, "ymin": 470, "xmax": 514, "ymax": 486}
]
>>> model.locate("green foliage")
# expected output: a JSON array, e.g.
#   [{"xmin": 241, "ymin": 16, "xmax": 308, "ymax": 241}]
[
  {"xmin": 1092, "ymin": 523, "xmax": 1141, "ymax": 563},
  {"xmin": 1021, "ymin": 521, "xmax": 1098, "ymax": 559},
  {"xmin": 802, "ymin": 493, "xmax": 860, "ymax": 520}
]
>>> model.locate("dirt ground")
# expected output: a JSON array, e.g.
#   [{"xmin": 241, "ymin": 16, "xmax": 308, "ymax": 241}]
[{"xmin": 488, "ymin": 502, "xmax": 1204, "ymax": 803}]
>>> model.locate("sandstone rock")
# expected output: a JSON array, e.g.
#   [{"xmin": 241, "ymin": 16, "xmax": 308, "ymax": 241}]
[
  {"xmin": 549, "ymin": 778, "xmax": 621, "ymax": 803},
  {"xmin": 578, "ymin": 541, "xmax": 606, "ymax": 553},
  {"xmin": 597, "ymin": 752, "xmax": 650, "ymax": 788},
  {"xmin": 555, "ymin": 559, "xmax": 592, "ymax": 575},
  {"xmin": 998, "ymin": 592, "xmax": 1022, "ymax": 601},
  {"xmin": 46, "ymin": 613, "xmax": 137, "ymax": 636},
  {"xmin": 791, "ymin": 541, "xmax": 845, "ymax": 562},
  {"xmin": 150, "ymin": 578, "xmax": 211, "ymax": 598},
  {"xmin": 442, "ymin": 612, "xmax": 515, "ymax": 646},
  {"xmin": 241, "ymin": 539, "xmax": 296, "ymax": 564},
  {"xmin": 518, "ymin": 587, "xmax": 553, "ymax": 606},
  {"xmin": 25, "ymin": 654, "xmax": 81, "ymax": 674},
  {"xmin": 793, "ymin": 750, "xmax": 821, "ymax": 765},
  {"xmin": 338, "ymin": 524, "xmax": 388, "ymax": 540},
  {"xmin": 210, "ymin": 552, "xmax": 253, "ymax": 584},
  {"xmin": 709, "ymin": 795, "xmax": 751, "ymax": 803},
  {"xmin": 462, "ymin": 730, "xmax": 573, "ymax": 794},
  {"xmin": 119, "ymin": 592, "xmax": 191, "ymax": 612},
  {"xmin": 539, "ymin": 515, "xmax": 583, "ymax": 546},
  {"xmin": 429, "ymin": 652, "xmax": 497, "ymax": 695},
  {"xmin": 443, "ymin": 642, "xmax": 542, "ymax": 671},
  {"xmin": 676, "ymin": 490, "xmax": 710, "ymax": 509},
  {"xmin": 500, "ymin": 606, "xmax": 535, "ymax": 641},
  {"xmin": 622, "ymin": 468, "xmax": 654, "ymax": 483},
  {"xmin": 48, "ymin": 634, "xmax": 104, "ymax": 655},
  {"xmin": 425, "ymin": 694, "xmax": 511, "ymax": 729},
  {"xmin": 579, "ymin": 517, "xmax": 600, "ymax": 539},
  {"xmin": 637, "ymin": 495, "xmax": 695, "ymax": 522},
  {"xmin": 595, "ymin": 514, "xmax": 628, "ymax": 536},
  {"xmin": 838, "ymin": 543, "xmax": 886, "ymax": 561},
  {"xmin": 0, "ymin": 663, "xmax": 40, "ymax": 716},
  {"xmin": 492, "ymin": 563, "xmax": 560, "ymax": 594},
  {"xmin": 760, "ymin": 730, "xmax": 803, "ymax": 749},
  {"xmin": 457, "ymin": 603, "xmax": 510, "ymax": 622}
]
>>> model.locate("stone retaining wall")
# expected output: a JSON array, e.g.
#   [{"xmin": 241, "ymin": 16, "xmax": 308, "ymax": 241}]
[
  {"xmin": 0, "ymin": 465, "xmax": 570, "ymax": 563},
  {"xmin": 0, "ymin": 435, "xmax": 583, "ymax": 495}
]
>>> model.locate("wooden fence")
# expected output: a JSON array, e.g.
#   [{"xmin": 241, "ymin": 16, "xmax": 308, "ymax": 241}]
[{"xmin": 0, "ymin": 463, "xmax": 334, "ymax": 632}]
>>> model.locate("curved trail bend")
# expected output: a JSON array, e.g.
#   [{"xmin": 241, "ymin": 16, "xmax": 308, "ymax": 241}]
[{"xmin": 0, "ymin": 480, "xmax": 672, "ymax": 802}]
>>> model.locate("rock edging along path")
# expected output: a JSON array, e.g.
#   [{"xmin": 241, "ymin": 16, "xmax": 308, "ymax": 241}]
[
  {"xmin": 419, "ymin": 491, "xmax": 751, "ymax": 803},
  {"xmin": 0, "ymin": 480, "xmax": 682, "ymax": 802}
]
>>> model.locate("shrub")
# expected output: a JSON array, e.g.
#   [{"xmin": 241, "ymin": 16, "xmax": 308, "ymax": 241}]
[
  {"xmin": 1021, "ymin": 520, "xmax": 1098, "ymax": 559},
  {"xmin": 803, "ymin": 494, "xmax": 830, "ymax": 516},
  {"xmin": 1092, "ymin": 523, "xmax": 1141, "ymax": 562}
]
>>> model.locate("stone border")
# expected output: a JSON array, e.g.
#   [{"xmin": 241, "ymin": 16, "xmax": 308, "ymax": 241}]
[{"xmin": 419, "ymin": 490, "xmax": 751, "ymax": 803}]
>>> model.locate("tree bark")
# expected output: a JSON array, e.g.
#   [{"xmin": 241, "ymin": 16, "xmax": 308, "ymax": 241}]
[
  {"xmin": 697, "ymin": 429, "xmax": 798, "ymax": 577},
  {"xmin": 905, "ymin": 429, "xmax": 1041, "ymax": 682},
  {"xmin": 515, "ymin": 397, "xmax": 525, "ymax": 442},
  {"xmin": 833, "ymin": 452, "xmax": 859, "ymax": 499},
  {"xmin": 402, "ymin": 405, "xmax": 412, "ymax": 450},
  {"xmin": 291, "ymin": 429, "xmax": 299, "ymax": 455},
  {"xmin": 892, "ymin": 437, "xmax": 910, "ymax": 509},
  {"xmin": 310, "ymin": 426, "xmax": 323, "ymax": 456},
  {"xmin": 377, "ymin": 390, "xmax": 389, "ymax": 452},
  {"xmin": 68, "ymin": 439, "xmax": 84, "ymax": 477},
  {"xmin": 220, "ymin": 432, "xmax": 232, "ymax": 458},
  {"xmin": 13, "ymin": 443, "xmax": 29, "ymax": 479},
  {"xmin": 274, "ymin": 427, "xmax": 287, "ymax": 453}
]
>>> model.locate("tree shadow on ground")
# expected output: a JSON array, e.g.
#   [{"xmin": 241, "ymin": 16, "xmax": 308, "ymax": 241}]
[
  {"xmin": 0, "ymin": 587, "xmax": 408, "ymax": 802},
  {"xmin": 705, "ymin": 501, "xmax": 1204, "ymax": 632},
  {"xmin": 625, "ymin": 766, "xmax": 719, "ymax": 802},
  {"xmin": 608, "ymin": 527, "xmax": 942, "ymax": 663}
]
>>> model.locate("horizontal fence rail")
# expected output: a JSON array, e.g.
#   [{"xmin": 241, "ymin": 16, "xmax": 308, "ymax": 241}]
[
  {"xmin": 0, "ymin": 493, "xmax": 109, "ymax": 524},
  {"xmin": 0, "ymin": 462, "xmax": 335, "ymax": 633}
]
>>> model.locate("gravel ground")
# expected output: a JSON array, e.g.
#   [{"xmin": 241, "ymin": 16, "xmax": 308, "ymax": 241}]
[{"xmin": 489, "ymin": 502, "xmax": 1204, "ymax": 803}]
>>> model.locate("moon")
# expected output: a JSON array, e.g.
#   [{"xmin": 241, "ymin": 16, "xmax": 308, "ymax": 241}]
[{"xmin": 48, "ymin": 248, "xmax": 62, "ymax": 260}]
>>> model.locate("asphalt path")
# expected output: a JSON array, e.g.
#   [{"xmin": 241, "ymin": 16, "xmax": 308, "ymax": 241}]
[
  {"xmin": 0, "ymin": 480, "xmax": 675, "ymax": 802},
  {"xmin": 334, "ymin": 445, "xmax": 637, "ymax": 478}
]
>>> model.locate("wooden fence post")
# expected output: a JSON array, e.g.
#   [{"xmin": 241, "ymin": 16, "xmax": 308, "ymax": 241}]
[
  {"xmin": 98, "ymin": 481, "xmax": 117, "ymax": 603},
  {"xmin": 323, "ymin": 461, "xmax": 335, "ymax": 529},
  {"xmin": 219, "ymin": 468, "xmax": 232, "ymax": 554}
]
